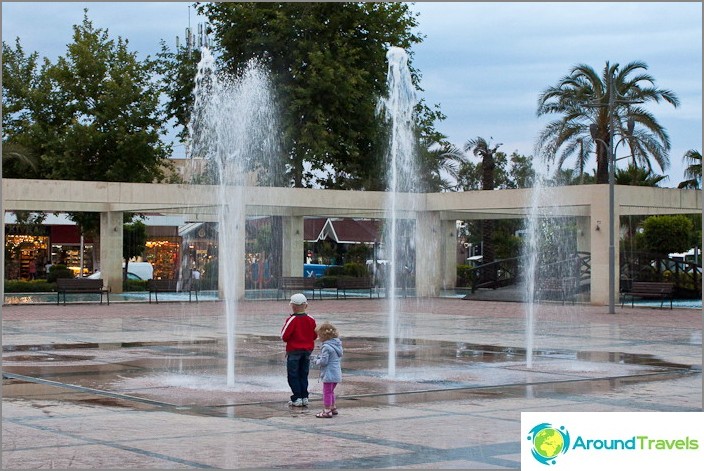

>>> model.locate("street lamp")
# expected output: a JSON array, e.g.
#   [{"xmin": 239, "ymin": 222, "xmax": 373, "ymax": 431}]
[{"xmin": 588, "ymin": 80, "xmax": 639, "ymax": 314}]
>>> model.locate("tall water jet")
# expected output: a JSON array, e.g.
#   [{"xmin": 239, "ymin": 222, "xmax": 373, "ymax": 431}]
[
  {"xmin": 522, "ymin": 165, "xmax": 583, "ymax": 368},
  {"xmin": 188, "ymin": 48, "xmax": 281, "ymax": 386},
  {"xmin": 523, "ymin": 173, "xmax": 548, "ymax": 369},
  {"xmin": 377, "ymin": 47, "xmax": 420, "ymax": 377}
]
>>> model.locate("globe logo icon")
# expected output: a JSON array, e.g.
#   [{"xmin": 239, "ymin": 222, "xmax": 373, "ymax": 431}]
[{"xmin": 527, "ymin": 423, "xmax": 570, "ymax": 465}]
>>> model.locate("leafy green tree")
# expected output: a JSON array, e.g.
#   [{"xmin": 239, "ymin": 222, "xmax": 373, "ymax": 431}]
[
  {"xmin": 155, "ymin": 42, "xmax": 202, "ymax": 144},
  {"xmin": 508, "ymin": 152, "xmax": 536, "ymax": 189},
  {"xmin": 536, "ymin": 61, "xmax": 679, "ymax": 184},
  {"xmin": 2, "ymin": 11, "xmax": 173, "ymax": 184},
  {"xmin": 123, "ymin": 220, "xmax": 147, "ymax": 280},
  {"xmin": 678, "ymin": 149, "xmax": 702, "ymax": 189},
  {"xmin": 450, "ymin": 147, "xmax": 535, "ymax": 266},
  {"xmin": 3, "ymin": 11, "xmax": 175, "ymax": 236},
  {"xmin": 191, "ymin": 2, "xmax": 437, "ymax": 190},
  {"xmin": 641, "ymin": 215, "xmax": 694, "ymax": 256},
  {"xmin": 414, "ymin": 104, "xmax": 452, "ymax": 192}
]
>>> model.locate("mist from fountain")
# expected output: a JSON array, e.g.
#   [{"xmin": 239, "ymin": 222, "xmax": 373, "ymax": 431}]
[
  {"xmin": 377, "ymin": 47, "xmax": 420, "ymax": 377},
  {"xmin": 188, "ymin": 47, "xmax": 281, "ymax": 386}
]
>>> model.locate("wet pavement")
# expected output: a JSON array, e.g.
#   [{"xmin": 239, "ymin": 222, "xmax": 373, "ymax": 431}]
[{"xmin": 2, "ymin": 297, "xmax": 702, "ymax": 469}]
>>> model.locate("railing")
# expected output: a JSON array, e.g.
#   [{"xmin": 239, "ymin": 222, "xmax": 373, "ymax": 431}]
[
  {"xmin": 464, "ymin": 252, "xmax": 591, "ymax": 293},
  {"xmin": 620, "ymin": 252, "xmax": 701, "ymax": 298},
  {"xmin": 461, "ymin": 251, "xmax": 700, "ymax": 300}
]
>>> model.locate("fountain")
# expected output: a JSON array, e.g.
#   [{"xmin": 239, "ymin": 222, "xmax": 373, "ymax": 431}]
[
  {"xmin": 522, "ymin": 166, "xmax": 583, "ymax": 368},
  {"xmin": 377, "ymin": 47, "xmax": 421, "ymax": 377},
  {"xmin": 3, "ymin": 43, "xmax": 695, "ymax": 416},
  {"xmin": 187, "ymin": 47, "xmax": 281, "ymax": 386}
]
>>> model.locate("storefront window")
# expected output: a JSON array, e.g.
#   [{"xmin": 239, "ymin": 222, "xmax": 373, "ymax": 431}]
[
  {"xmin": 51, "ymin": 244, "xmax": 94, "ymax": 277},
  {"xmin": 5, "ymin": 234, "xmax": 49, "ymax": 280},
  {"xmin": 146, "ymin": 238, "xmax": 181, "ymax": 279}
]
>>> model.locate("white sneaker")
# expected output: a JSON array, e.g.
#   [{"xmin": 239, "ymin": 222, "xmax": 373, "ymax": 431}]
[
  {"xmin": 302, "ymin": 398, "xmax": 309, "ymax": 406},
  {"xmin": 288, "ymin": 399, "xmax": 303, "ymax": 407}
]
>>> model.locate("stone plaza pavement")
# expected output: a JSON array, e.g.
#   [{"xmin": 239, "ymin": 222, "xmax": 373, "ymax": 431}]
[{"xmin": 1, "ymin": 297, "xmax": 702, "ymax": 469}]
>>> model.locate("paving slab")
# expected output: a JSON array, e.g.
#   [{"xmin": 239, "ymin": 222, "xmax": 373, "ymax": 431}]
[{"xmin": 2, "ymin": 298, "xmax": 701, "ymax": 469}]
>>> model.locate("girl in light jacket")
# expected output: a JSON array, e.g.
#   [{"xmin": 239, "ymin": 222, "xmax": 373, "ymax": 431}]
[{"xmin": 314, "ymin": 322, "xmax": 343, "ymax": 418}]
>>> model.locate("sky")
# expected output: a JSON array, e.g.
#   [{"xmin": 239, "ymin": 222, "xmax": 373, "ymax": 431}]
[{"xmin": 1, "ymin": 1, "xmax": 702, "ymax": 187}]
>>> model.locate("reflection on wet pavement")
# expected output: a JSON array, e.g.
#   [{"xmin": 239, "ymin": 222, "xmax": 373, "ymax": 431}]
[{"xmin": 3, "ymin": 335, "xmax": 696, "ymax": 420}]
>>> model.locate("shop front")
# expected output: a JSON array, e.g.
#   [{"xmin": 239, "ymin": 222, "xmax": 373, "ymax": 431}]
[
  {"xmin": 49, "ymin": 225, "xmax": 95, "ymax": 277},
  {"xmin": 144, "ymin": 223, "xmax": 184, "ymax": 280},
  {"xmin": 5, "ymin": 225, "xmax": 50, "ymax": 280}
]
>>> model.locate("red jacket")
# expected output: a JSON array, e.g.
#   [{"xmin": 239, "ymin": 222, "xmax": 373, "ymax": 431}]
[{"xmin": 281, "ymin": 313, "xmax": 317, "ymax": 352}]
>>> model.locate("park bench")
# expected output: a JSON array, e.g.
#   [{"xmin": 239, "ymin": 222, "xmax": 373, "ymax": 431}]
[
  {"xmin": 535, "ymin": 277, "xmax": 576, "ymax": 305},
  {"xmin": 56, "ymin": 278, "xmax": 110, "ymax": 305},
  {"xmin": 147, "ymin": 279, "xmax": 198, "ymax": 304},
  {"xmin": 336, "ymin": 276, "xmax": 377, "ymax": 299},
  {"xmin": 620, "ymin": 281, "xmax": 674, "ymax": 309},
  {"xmin": 277, "ymin": 276, "xmax": 320, "ymax": 300}
]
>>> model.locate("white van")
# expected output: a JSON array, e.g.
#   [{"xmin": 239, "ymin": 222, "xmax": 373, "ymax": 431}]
[{"xmin": 87, "ymin": 262, "xmax": 154, "ymax": 280}]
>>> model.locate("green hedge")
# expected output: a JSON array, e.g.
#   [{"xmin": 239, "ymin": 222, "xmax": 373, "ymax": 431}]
[
  {"xmin": 4, "ymin": 280, "xmax": 56, "ymax": 293},
  {"xmin": 315, "ymin": 276, "xmax": 338, "ymax": 288},
  {"xmin": 324, "ymin": 262, "xmax": 368, "ymax": 278},
  {"xmin": 4, "ymin": 279, "xmax": 149, "ymax": 293},
  {"xmin": 124, "ymin": 280, "xmax": 148, "ymax": 292}
]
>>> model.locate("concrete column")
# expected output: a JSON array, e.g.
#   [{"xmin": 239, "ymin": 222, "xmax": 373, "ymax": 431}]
[
  {"xmin": 217, "ymin": 202, "xmax": 246, "ymax": 300},
  {"xmin": 415, "ymin": 211, "xmax": 442, "ymax": 297},
  {"xmin": 281, "ymin": 216, "xmax": 304, "ymax": 277},
  {"xmin": 100, "ymin": 211, "xmax": 124, "ymax": 294},
  {"xmin": 442, "ymin": 219, "xmax": 458, "ymax": 290},
  {"xmin": 589, "ymin": 187, "xmax": 620, "ymax": 306}
]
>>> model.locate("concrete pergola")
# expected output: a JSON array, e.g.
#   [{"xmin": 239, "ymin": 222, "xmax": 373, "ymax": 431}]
[{"xmin": 2, "ymin": 178, "xmax": 701, "ymax": 305}]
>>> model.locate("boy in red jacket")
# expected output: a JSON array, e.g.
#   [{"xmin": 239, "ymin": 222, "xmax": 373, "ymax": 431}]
[{"xmin": 281, "ymin": 293, "xmax": 317, "ymax": 407}]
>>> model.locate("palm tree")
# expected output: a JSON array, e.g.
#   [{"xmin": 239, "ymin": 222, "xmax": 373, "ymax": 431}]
[
  {"xmin": 464, "ymin": 137, "xmax": 502, "ymax": 191},
  {"xmin": 1, "ymin": 141, "xmax": 38, "ymax": 175},
  {"xmin": 464, "ymin": 137, "xmax": 502, "ymax": 279},
  {"xmin": 615, "ymin": 164, "xmax": 668, "ymax": 187},
  {"xmin": 420, "ymin": 140, "xmax": 466, "ymax": 192},
  {"xmin": 536, "ymin": 61, "xmax": 680, "ymax": 184},
  {"xmin": 678, "ymin": 149, "xmax": 702, "ymax": 189}
]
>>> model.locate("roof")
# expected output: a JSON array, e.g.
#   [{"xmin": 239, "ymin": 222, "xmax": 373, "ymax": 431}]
[{"xmin": 304, "ymin": 218, "xmax": 381, "ymax": 244}]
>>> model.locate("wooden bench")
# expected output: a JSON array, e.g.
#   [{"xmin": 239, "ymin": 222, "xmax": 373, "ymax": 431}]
[
  {"xmin": 56, "ymin": 278, "xmax": 110, "ymax": 305},
  {"xmin": 336, "ymin": 276, "xmax": 377, "ymax": 299},
  {"xmin": 621, "ymin": 281, "xmax": 674, "ymax": 309},
  {"xmin": 147, "ymin": 279, "xmax": 198, "ymax": 304},
  {"xmin": 277, "ymin": 276, "xmax": 320, "ymax": 300}
]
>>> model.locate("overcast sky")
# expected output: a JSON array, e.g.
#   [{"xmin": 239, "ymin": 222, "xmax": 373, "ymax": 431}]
[{"xmin": 2, "ymin": 2, "xmax": 701, "ymax": 187}]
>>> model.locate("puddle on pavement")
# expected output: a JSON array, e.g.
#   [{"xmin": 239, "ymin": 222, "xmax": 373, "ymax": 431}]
[{"xmin": 2, "ymin": 335, "xmax": 697, "ymax": 418}]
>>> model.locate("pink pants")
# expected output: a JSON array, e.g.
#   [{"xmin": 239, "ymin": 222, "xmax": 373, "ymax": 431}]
[{"xmin": 322, "ymin": 382, "xmax": 338, "ymax": 408}]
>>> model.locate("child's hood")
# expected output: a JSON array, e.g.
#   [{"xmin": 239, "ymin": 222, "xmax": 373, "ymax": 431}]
[{"xmin": 323, "ymin": 338, "xmax": 343, "ymax": 356}]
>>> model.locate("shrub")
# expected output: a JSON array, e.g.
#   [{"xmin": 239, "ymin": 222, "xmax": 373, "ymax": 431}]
[
  {"xmin": 456, "ymin": 265, "xmax": 475, "ymax": 287},
  {"xmin": 4, "ymin": 279, "xmax": 55, "ymax": 293},
  {"xmin": 47, "ymin": 264, "xmax": 74, "ymax": 282},
  {"xmin": 324, "ymin": 266, "xmax": 346, "ymax": 277},
  {"xmin": 342, "ymin": 262, "xmax": 368, "ymax": 277},
  {"xmin": 124, "ymin": 280, "xmax": 148, "ymax": 292},
  {"xmin": 315, "ymin": 276, "xmax": 338, "ymax": 288}
]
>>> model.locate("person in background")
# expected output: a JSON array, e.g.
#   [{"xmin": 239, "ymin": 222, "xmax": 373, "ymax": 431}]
[
  {"xmin": 280, "ymin": 293, "xmax": 317, "ymax": 407},
  {"xmin": 27, "ymin": 258, "xmax": 37, "ymax": 280}
]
